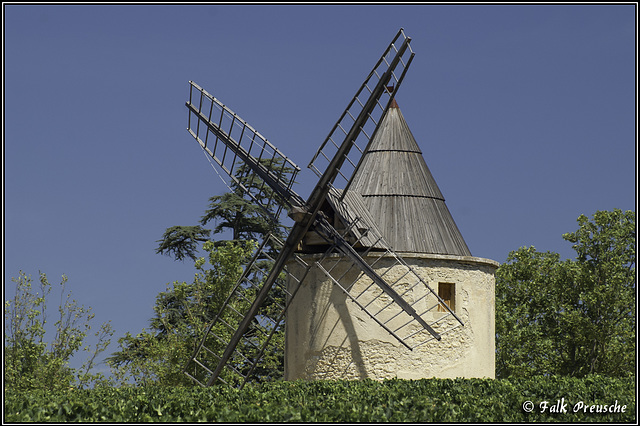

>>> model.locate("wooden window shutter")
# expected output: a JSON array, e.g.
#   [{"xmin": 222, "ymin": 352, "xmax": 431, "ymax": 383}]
[{"xmin": 437, "ymin": 282, "xmax": 455, "ymax": 312}]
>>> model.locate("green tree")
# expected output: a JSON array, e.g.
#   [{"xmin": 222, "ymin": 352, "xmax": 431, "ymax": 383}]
[
  {"xmin": 156, "ymin": 160, "xmax": 292, "ymax": 262},
  {"xmin": 155, "ymin": 225, "xmax": 211, "ymax": 262},
  {"xmin": 107, "ymin": 240, "xmax": 258, "ymax": 386},
  {"xmin": 110, "ymin": 159, "xmax": 294, "ymax": 386},
  {"xmin": 4, "ymin": 271, "xmax": 114, "ymax": 391},
  {"xmin": 496, "ymin": 209, "xmax": 635, "ymax": 378}
]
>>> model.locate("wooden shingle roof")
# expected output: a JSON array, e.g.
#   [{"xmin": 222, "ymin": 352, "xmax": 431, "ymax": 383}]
[{"xmin": 346, "ymin": 102, "xmax": 472, "ymax": 256}]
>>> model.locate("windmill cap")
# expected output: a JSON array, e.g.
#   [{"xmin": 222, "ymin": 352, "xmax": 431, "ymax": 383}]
[{"xmin": 347, "ymin": 102, "xmax": 472, "ymax": 256}]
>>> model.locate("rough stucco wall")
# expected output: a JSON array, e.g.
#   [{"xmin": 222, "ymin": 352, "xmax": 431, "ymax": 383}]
[{"xmin": 285, "ymin": 253, "xmax": 498, "ymax": 380}]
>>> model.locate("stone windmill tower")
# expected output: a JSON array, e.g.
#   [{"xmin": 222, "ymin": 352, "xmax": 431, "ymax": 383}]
[
  {"xmin": 181, "ymin": 29, "xmax": 498, "ymax": 388},
  {"xmin": 285, "ymin": 99, "xmax": 498, "ymax": 380}
]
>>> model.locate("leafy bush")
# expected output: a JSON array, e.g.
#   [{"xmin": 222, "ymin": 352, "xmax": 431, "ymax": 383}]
[{"xmin": 4, "ymin": 376, "xmax": 635, "ymax": 422}]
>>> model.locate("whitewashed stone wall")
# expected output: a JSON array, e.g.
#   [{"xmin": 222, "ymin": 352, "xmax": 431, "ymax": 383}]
[{"xmin": 285, "ymin": 253, "xmax": 498, "ymax": 380}]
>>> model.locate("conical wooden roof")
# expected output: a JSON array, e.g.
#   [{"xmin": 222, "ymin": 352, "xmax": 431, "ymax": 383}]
[{"xmin": 347, "ymin": 101, "xmax": 472, "ymax": 256}]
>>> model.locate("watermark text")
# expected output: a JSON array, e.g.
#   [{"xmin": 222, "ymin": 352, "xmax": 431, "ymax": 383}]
[{"xmin": 522, "ymin": 399, "xmax": 627, "ymax": 414}]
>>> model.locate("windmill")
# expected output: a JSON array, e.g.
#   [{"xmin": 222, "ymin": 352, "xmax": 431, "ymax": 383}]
[{"xmin": 182, "ymin": 29, "xmax": 498, "ymax": 387}]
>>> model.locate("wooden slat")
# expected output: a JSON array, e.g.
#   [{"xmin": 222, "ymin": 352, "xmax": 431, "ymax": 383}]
[{"xmin": 344, "ymin": 103, "xmax": 471, "ymax": 256}]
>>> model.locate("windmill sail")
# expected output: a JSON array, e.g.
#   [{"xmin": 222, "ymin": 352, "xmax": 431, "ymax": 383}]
[
  {"xmin": 308, "ymin": 28, "xmax": 415, "ymax": 194},
  {"xmin": 183, "ymin": 234, "xmax": 313, "ymax": 387},
  {"xmin": 315, "ymin": 189, "xmax": 464, "ymax": 349},
  {"xmin": 182, "ymin": 28, "xmax": 461, "ymax": 388},
  {"xmin": 186, "ymin": 81, "xmax": 304, "ymax": 220}
]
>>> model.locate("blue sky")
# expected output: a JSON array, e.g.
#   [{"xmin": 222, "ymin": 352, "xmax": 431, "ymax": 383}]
[{"xmin": 4, "ymin": 4, "xmax": 636, "ymax": 373}]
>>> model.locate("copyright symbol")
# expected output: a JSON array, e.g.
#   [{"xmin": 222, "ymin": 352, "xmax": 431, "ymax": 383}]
[{"xmin": 522, "ymin": 401, "xmax": 535, "ymax": 412}]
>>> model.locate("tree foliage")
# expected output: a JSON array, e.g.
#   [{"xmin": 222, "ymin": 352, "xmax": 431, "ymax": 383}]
[
  {"xmin": 201, "ymin": 191, "xmax": 283, "ymax": 242},
  {"xmin": 112, "ymin": 159, "xmax": 293, "ymax": 386},
  {"xmin": 155, "ymin": 159, "xmax": 292, "ymax": 262},
  {"xmin": 107, "ymin": 240, "xmax": 257, "ymax": 386},
  {"xmin": 4, "ymin": 271, "xmax": 114, "ymax": 391},
  {"xmin": 496, "ymin": 209, "xmax": 635, "ymax": 378},
  {"xmin": 155, "ymin": 226, "xmax": 211, "ymax": 262},
  {"xmin": 110, "ymin": 238, "xmax": 288, "ymax": 386}
]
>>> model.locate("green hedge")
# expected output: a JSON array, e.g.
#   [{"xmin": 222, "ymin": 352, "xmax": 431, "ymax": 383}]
[{"xmin": 4, "ymin": 376, "xmax": 635, "ymax": 422}]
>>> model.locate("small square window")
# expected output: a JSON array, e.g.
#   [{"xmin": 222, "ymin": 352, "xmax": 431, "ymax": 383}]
[{"xmin": 437, "ymin": 283, "xmax": 455, "ymax": 312}]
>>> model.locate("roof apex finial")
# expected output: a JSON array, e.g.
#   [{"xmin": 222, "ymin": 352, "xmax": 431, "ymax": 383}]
[{"xmin": 385, "ymin": 85, "xmax": 399, "ymax": 108}]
